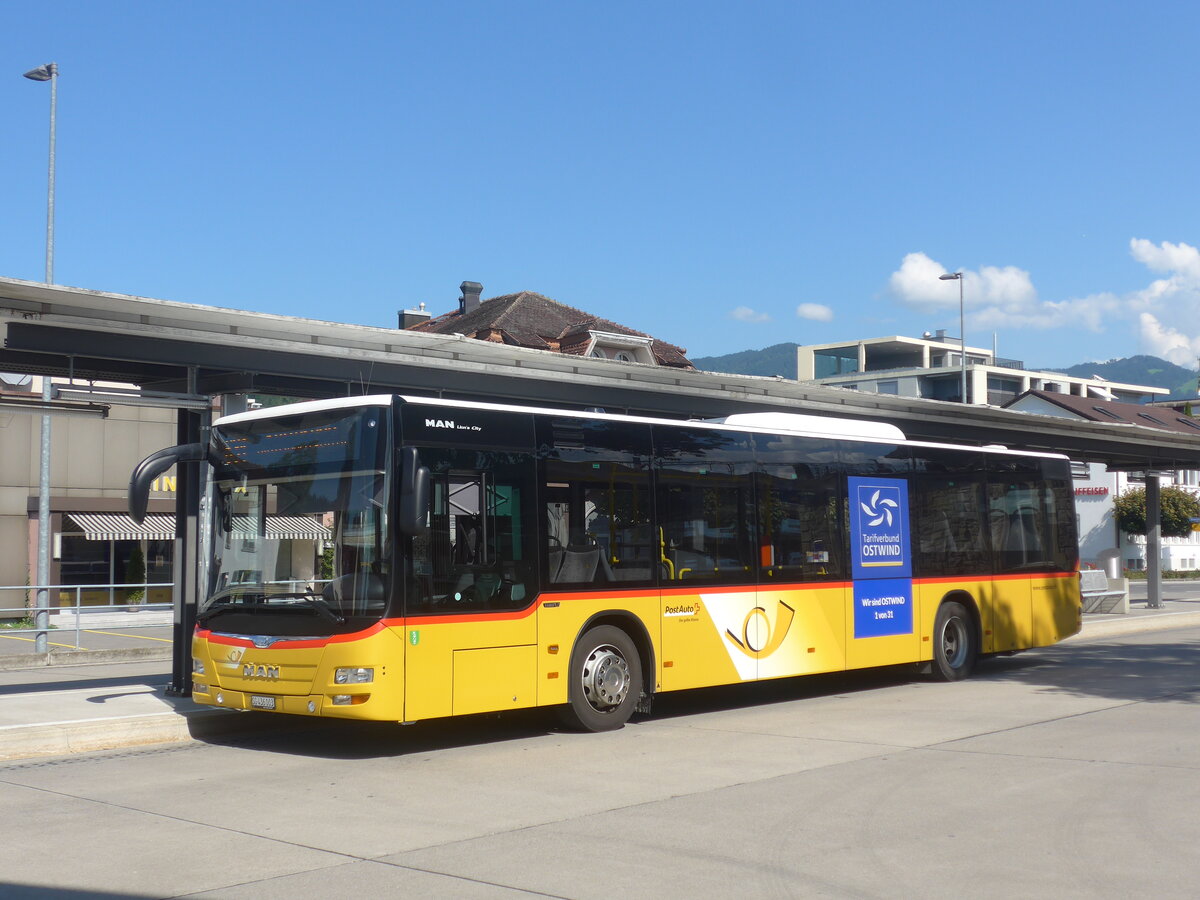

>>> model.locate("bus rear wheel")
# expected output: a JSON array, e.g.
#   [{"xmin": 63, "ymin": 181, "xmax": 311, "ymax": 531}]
[
  {"xmin": 559, "ymin": 625, "xmax": 642, "ymax": 732},
  {"xmin": 932, "ymin": 601, "xmax": 977, "ymax": 681}
]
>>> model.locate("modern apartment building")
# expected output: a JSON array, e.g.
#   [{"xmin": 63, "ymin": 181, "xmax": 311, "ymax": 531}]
[{"xmin": 797, "ymin": 331, "xmax": 1167, "ymax": 406}]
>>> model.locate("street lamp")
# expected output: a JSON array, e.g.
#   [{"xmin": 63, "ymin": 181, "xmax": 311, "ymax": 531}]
[
  {"xmin": 939, "ymin": 272, "xmax": 967, "ymax": 403},
  {"xmin": 23, "ymin": 62, "xmax": 57, "ymax": 284},
  {"xmin": 23, "ymin": 61, "xmax": 57, "ymax": 655}
]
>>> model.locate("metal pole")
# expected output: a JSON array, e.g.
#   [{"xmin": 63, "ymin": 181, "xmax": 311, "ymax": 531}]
[
  {"xmin": 35, "ymin": 381, "xmax": 50, "ymax": 653},
  {"xmin": 24, "ymin": 63, "xmax": 59, "ymax": 652},
  {"xmin": 959, "ymin": 276, "xmax": 967, "ymax": 403},
  {"xmin": 1146, "ymin": 476, "xmax": 1163, "ymax": 609},
  {"xmin": 45, "ymin": 63, "xmax": 57, "ymax": 284}
]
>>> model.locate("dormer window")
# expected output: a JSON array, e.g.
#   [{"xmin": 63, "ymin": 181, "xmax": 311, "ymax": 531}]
[{"xmin": 584, "ymin": 330, "xmax": 656, "ymax": 365}]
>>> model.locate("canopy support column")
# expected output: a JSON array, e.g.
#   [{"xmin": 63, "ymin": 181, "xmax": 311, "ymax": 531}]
[
  {"xmin": 167, "ymin": 378, "xmax": 210, "ymax": 695},
  {"xmin": 1146, "ymin": 475, "xmax": 1164, "ymax": 609}
]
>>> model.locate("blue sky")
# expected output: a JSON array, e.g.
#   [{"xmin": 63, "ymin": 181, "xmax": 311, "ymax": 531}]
[{"xmin": 4, "ymin": 1, "xmax": 1199, "ymax": 369}]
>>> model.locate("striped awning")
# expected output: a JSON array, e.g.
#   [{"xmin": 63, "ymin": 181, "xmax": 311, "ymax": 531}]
[{"xmin": 66, "ymin": 513, "xmax": 331, "ymax": 542}]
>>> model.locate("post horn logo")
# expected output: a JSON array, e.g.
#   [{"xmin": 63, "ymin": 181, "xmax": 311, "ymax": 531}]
[{"xmin": 725, "ymin": 600, "xmax": 795, "ymax": 659}]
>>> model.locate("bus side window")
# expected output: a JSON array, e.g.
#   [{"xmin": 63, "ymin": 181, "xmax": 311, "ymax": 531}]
[
  {"xmin": 753, "ymin": 433, "xmax": 845, "ymax": 583},
  {"xmin": 408, "ymin": 451, "xmax": 536, "ymax": 614},
  {"xmin": 909, "ymin": 447, "xmax": 990, "ymax": 578},
  {"xmin": 539, "ymin": 419, "xmax": 655, "ymax": 589},
  {"xmin": 654, "ymin": 426, "xmax": 756, "ymax": 585},
  {"xmin": 987, "ymin": 454, "xmax": 1058, "ymax": 573}
]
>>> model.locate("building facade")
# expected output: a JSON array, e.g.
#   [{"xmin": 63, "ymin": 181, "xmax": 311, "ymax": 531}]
[
  {"xmin": 0, "ymin": 375, "xmax": 179, "ymax": 617},
  {"xmin": 797, "ymin": 332, "xmax": 1166, "ymax": 406},
  {"xmin": 1005, "ymin": 390, "xmax": 1200, "ymax": 573}
]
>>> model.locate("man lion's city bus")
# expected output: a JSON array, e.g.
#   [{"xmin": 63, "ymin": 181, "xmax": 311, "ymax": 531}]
[{"xmin": 129, "ymin": 395, "xmax": 1081, "ymax": 732}]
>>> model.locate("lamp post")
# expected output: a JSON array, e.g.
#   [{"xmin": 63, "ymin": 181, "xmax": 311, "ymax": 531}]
[
  {"xmin": 23, "ymin": 61, "xmax": 57, "ymax": 654},
  {"xmin": 939, "ymin": 272, "xmax": 967, "ymax": 403}
]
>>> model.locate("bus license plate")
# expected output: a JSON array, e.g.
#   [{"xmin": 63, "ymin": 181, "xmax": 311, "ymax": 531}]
[{"xmin": 250, "ymin": 695, "xmax": 276, "ymax": 710}]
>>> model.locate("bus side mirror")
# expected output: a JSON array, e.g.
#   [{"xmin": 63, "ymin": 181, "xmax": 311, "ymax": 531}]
[
  {"xmin": 129, "ymin": 443, "xmax": 215, "ymax": 524},
  {"xmin": 399, "ymin": 447, "xmax": 430, "ymax": 537}
]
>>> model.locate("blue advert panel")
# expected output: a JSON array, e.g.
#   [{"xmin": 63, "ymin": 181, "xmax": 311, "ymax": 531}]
[
  {"xmin": 854, "ymin": 578, "xmax": 914, "ymax": 637},
  {"xmin": 848, "ymin": 476, "xmax": 913, "ymax": 638}
]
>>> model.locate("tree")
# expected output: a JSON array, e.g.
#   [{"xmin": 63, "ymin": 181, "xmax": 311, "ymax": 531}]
[{"xmin": 1114, "ymin": 486, "xmax": 1200, "ymax": 538}]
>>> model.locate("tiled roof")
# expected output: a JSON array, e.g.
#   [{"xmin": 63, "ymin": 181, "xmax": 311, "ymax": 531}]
[
  {"xmin": 1005, "ymin": 390, "xmax": 1200, "ymax": 436},
  {"xmin": 410, "ymin": 291, "xmax": 692, "ymax": 368}
]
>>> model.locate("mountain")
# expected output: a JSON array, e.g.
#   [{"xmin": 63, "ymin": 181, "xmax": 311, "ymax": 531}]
[
  {"xmin": 1045, "ymin": 355, "xmax": 1198, "ymax": 399},
  {"xmin": 691, "ymin": 342, "xmax": 800, "ymax": 378},
  {"xmin": 693, "ymin": 344, "xmax": 1199, "ymax": 400}
]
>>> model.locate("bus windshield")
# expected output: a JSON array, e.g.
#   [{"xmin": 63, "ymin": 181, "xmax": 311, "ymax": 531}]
[{"xmin": 200, "ymin": 404, "xmax": 391, "ymax": 634}]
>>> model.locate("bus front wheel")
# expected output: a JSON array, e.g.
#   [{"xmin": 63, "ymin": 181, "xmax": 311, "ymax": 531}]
[
  {"xmin": 559, "ymin": 625, "xmax": 642, "ymax": 732},
  {"xmin": 932, "ymin": 601, "xmax": 977, "ymax": 681}
]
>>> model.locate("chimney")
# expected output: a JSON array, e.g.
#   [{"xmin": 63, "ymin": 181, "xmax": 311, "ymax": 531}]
[
  {"xmin": 459, "ymin": 281, "xmax": 483, "ymax": 315},
  {"xmin": 399, "ymin": 302, "xmax": 430, "ymax": 330}
]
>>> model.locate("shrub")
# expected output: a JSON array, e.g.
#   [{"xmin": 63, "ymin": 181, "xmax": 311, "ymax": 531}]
[
  {"xmin": 1114, "ymin": 486, "xmax": 1200, "ymax": 538},
  {"xmin": 126, "ymin": 545, "xmax": 146, "ymax": 604}
]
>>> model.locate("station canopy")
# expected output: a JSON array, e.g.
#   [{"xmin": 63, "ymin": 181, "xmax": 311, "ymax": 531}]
[{"xmin": 3, "ymin": 276, "xmax": 1200, "ymax": 472}]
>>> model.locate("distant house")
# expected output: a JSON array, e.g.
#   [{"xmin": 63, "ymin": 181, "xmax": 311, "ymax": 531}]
[
  {"xmin": 1004, "ymin": 389, "xmax": 1200, "ymax": 573},
  {"xmin": 403, "ymin": 282, "xmax": 693, "ymax": 369}
]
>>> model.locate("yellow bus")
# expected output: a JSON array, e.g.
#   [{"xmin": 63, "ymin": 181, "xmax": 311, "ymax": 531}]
[{"xmin": 129, "ymin": 395, "xmax": 1081, "ymax": 731}]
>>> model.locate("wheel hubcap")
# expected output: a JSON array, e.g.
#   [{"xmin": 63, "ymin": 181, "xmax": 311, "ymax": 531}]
[
  {"xmin": 941, "ymin": 617, "xmax": 967, "ymax": 668},
  {"xmin": 581, "ymin": 644, "xmax": 630, "ymax": 711}
]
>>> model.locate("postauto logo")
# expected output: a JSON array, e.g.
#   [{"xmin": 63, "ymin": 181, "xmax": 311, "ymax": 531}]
[{"xmin": 724, "ymin": 600, "xmax": 795, "ymax": 660}]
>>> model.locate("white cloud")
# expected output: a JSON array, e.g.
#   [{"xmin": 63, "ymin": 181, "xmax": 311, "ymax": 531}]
[
  {"xmin": 883, "ymin": 240, "xmax": 1200, "ymax": 365},
  {"xmin": 729, "ymin": 305, "xmax": 770, "ymax": 323},
  {"xmin": 1137, "ymin": 312, "xmax": 1200, "ymax": 366},
  {"xmin": 883, "ymin": 243, "xmax": 1200, "ymax": 367},
  {"xmin": 1129, "ymin": 238, "xmax": 1200, "ymax": 281},
  {"xmin": 796, "ymin": 302, "xmax": 833, "ymax": 322},
  {"xmin": 888, "ymin": 252, "xmax": 1037, "ymax": 314}
]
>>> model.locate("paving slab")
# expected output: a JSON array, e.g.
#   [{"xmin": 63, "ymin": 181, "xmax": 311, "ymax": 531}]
[{"xmin": 0, "ymin": 597, "xmax": 1198, "ymax": 763}]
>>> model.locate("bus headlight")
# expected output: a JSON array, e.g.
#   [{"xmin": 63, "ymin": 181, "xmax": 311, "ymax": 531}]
[
  {"xmin": 193, "ymin": 658, "xmax": 205, "ymax": 675},
  {"xmin": 334, "ymin": 667, "xmax": 374, "ymax": 684}
]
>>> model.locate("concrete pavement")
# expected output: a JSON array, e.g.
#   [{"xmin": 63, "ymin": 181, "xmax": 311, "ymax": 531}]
[{"xmin": 2, "ymin": 594, "xmax": 1200, "ymax": 763}]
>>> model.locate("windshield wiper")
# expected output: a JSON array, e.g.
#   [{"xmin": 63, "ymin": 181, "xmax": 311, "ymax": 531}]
[
  {"xmin": 198, "ymin": 591, "xmax": 346, "ymax": 625},
  {"xmin": 259, "ymin": 591, "xmax": 347, "ymax": 625}
]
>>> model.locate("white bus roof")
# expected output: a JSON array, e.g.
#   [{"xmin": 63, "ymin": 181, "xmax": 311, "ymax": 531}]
[{"xmin": 215, "ymin": 393, "xmax": 1064, "ymax": 460}]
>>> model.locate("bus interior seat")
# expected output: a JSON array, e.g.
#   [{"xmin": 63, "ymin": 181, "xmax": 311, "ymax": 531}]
[
  {"xmin": 555, "ymin": 546, "xmax": 600, "ymax": 583},
  {"xmin": 921, "ymin": 511, "xmax": 957, "ymax": 553},
  {"xmin": 988, "ymin": 508, "xmax": 1009, "ymax": 552},
  {"xmin": 453, "ymin": 516, "xmax": 482, "ymax": 564},
  {"xmin": 1007, "ymin": 507, "xmax": 1040, "ymax": 554},
  {"xmin": 548, "ymin": 546, "xmax": 565, "ymax": 582},
  {"xmin": 322, "ymin": 572, "xmax": 385, "ymax": 612},
  {"xmin": 674, "ymin": 549, "xmax": 715, "ymax": 580}
]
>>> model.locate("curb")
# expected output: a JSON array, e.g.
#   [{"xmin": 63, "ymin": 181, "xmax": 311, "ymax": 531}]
[
  {"xmin": 0, "ymin": 705, "xmax": 296, "ymax": 763},
  {"xmin": 3, "ymin": 611, "xmax": 1199, "ymax": 764},
  {"xmin": 1070, "ymin": 610, "xmax": 1200, "ymax": 641},
  {"xmin": 0, "ymin": 647, "xmax": 171, "ymax": 672}
]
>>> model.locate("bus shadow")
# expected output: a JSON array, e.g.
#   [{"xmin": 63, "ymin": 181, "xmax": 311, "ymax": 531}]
[
  {"xmin": 192, "ymin": 670, "xmax": 919, "ymax": 760},
  {"xmin": 191, "ymin": 707, "xmax": 562, "ymax": 760},
  {"xmin": 188, "ymin": 636, "xmax": 1200, "ymax": 760},
  {"xmin": 974, "ymin": 635, "xmax": 1200, "ymax": 704}
]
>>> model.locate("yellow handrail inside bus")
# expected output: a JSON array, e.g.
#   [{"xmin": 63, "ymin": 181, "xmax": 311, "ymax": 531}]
[{"xmin": 658, "ymin": 528, "xmax": 675, "ymax": 580}]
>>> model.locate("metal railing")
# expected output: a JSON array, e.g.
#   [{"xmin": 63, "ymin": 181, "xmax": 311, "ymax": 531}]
[{"xmin": 0, "ymin": 582, "xmax": 174, "ymax": 652}]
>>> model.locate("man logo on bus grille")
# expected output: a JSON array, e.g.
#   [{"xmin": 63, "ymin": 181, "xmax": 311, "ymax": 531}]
[
  {"xmin": 243, "ymin": 664, "xmax": 279, "ymax": 679},
  {"xmin": 724, "ymin": 600, "xmax": 795, "ymax": 659}
]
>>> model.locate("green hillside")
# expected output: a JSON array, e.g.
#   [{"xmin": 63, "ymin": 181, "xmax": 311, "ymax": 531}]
[
  {"xmin": 694, "ymin": 344, "xmax": 1199, "ymax": 400},
  {"xmin": 1045, "ymin": 355, "xmax": 1198, "ymax": 399},
  {"xmin": 692, "ymin": 342, "xmax": 800, "ymax": 378}
]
